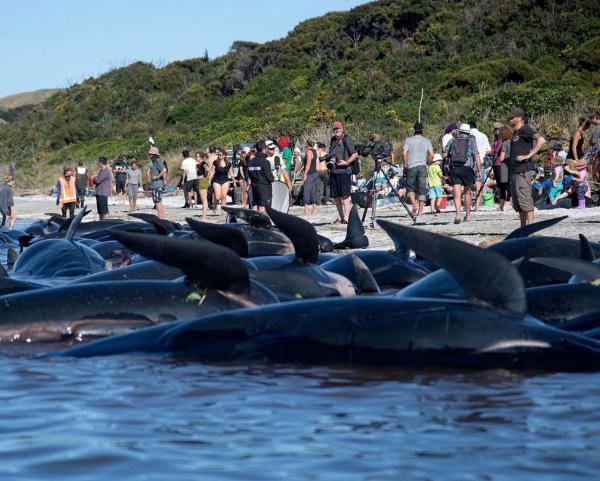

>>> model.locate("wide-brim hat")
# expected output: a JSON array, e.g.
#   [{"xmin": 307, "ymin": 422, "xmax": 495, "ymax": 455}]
[
  {"xmin": 564, "ymin": 161, "xmax": 577, "ymax": 174},
  {"xmin": 459, "ymin": 123, "xmax": 471, "ymax": 133},
  {"xmin": 432, "ymin": 153, "xmax": 443, "ymax": 163},
  {"xmin": 575, "ymin": 160, "xmax": 587, "ymax": 171},
  {"xmin": 148, "ymin": 146, "xmax": 160, "ymax": 156}
]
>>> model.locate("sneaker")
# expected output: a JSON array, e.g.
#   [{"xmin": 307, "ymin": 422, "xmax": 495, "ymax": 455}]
[{"xmin": 181, "ymin": 203, "xmax": 190, "ymax": 208}]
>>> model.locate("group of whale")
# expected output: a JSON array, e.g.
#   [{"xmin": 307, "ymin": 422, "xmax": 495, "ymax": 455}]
[{"xmin": 1, "ymin": 204, "xmax": 600, "ymax": 371}]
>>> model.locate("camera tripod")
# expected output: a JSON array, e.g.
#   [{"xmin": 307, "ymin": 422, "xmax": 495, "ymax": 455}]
[{"xmin": 360, "ymin": 157, "xmax": 416, "ymax": 227}]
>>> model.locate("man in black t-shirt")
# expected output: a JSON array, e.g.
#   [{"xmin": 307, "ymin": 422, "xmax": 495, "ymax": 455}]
[
  {"xmin": 508, "ymin": 107, "xmax": 546, "ymax": 226},
  {"xmin": 247, "ymin": 141, "xmax": 274, "ymax": 213}
]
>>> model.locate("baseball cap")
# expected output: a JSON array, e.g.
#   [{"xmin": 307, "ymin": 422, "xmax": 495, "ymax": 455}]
[
  {"xmin": 265, "ymin": 140, "xmax": 276, "ymax": 149},
  {"xmin": 242, "ymin": 146, "xmax": 251, "ymax": 153}
]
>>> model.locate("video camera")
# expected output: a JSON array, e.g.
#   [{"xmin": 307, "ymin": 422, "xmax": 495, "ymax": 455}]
[{"xmin": 356, "ymin": 141, "xmax": 393, "ymax": 159}]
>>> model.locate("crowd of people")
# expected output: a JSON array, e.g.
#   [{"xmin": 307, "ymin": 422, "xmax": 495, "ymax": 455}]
[
  {"xmin": 2, "ymin": 108, "xmax": 599, "ymax": 230},
  {"xmin": 401, "ymin": 109, "xmax": 600, "ymax": 227}
]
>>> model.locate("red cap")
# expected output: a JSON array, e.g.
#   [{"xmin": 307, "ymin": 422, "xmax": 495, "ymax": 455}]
[
  {"xmin": 278, "ymin": 135, "xmax": 288, "ymax": 148},
  {"xmin": 332, "ymin": 120, "xmax": 343, "ymax": 130}
]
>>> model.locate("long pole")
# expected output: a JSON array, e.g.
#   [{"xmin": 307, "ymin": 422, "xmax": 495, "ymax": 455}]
[{"xmin": 418, "ymin": 89, "xmax": 424, "ymax": 123}]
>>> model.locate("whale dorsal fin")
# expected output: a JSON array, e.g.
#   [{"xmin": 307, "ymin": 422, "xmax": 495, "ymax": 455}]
[
  {"xmin": 377, "ymin": 220, "xmax": 526, "ymax": 317},
  {"xmin": 266, "ymin": 207, "xmax": 319, "ymax": 264},
  {"xmin": 108, "ymin": 230, "xmax": 250, "ymax": 294},
  {"xmin": 505, "ymin": 215, "xmax": 568, "ymax": 240},
  {"xmin": 186, "ymin": 218, "xmax": 249, "ymax": 257}
]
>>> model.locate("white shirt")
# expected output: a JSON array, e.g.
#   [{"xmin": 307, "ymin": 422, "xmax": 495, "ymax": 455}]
[
  {"xmin": 442, "ymin": 133, "xmax": 454, "ymax": 150},
  {"xmin": 181, "ymin": 157, "xmax": 198, "ymax": 181},
  {"xmin": 470, "ymin": 128, "xmax": 491, "ymax": 158}
]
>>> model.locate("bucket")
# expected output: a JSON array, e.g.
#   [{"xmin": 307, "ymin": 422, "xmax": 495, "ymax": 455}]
[
  {"xmin": 482, "ymin": 193, "xmax": 495, "ymax": 206},
  {"xmin": 439, "ymin": 195, "xmax": 447, "ymax": 209}
]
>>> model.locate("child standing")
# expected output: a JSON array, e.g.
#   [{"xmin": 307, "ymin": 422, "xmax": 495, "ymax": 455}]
[
  {"xmin": 427, "ymin": 153, "xmax": 444, "ymax": 214},
  {"xmin": 0, "ymin": 175, "xmax": 16, "ymax": 229},
  {"xmin": 573, "ymin": 160, "xmax": 589, "ymax": 209},
  {"xmin": 549, "ymin": 151, "xmax": 566, "ymax": 202}
]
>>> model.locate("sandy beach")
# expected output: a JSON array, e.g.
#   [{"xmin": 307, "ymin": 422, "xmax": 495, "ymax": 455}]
[{"xmin": 13, "ymin": 191, "xmax": 599, "ymax": 248}]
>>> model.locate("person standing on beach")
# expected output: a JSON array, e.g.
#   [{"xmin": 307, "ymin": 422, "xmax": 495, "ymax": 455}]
[
  {"xmin": 445, "ymin": 123, "xmax": 480, "ymax": 224},
  {"xmin": 94, "ymin": 157, "xmax": 112, "ymax": 220},
  {"xmin": 403, "ymin": 122, "xmax": 433, "ymax": 219},
  {"xmin": 247, "ymin": 141, "xmax": 274, "ymax": 213},
  {"xmin": 56, "ymin": 166, "xmax": 78, "ymax": 218},
  {"xmin": 126, "ymin": 160, "xmax": 141, "ymax": 212},
  {"xmin": 0, "ymin": 175, "xmax": 16, "ymax": 229},
  {"xmin": 149, "ymin": 146, "xmax": 167, "ymax": 219},
  {"xmin": 508, "ymin": 107, "xmax": 546, "ymax": 226},
  {"xmin": 76, "ymin": 161, "xmax": 88, "ymax": 208}
]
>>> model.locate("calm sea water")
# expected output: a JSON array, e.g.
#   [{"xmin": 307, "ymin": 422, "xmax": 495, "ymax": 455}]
[
  {"xmin": 1, "ymin": 346, "xmax": 600, "ymax": 481},
  {"xmin": 3, "ymin": 223, "xmax": 600, "ymax": 480}
]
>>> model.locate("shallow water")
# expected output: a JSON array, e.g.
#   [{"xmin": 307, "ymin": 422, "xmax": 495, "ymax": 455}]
[
  {"xmin": 2, "ymin": 346, "xmax": 600, "ymax": 481},
  {"xmin": 3, "ymin": 222, "xmax": 600, "ymax": 480}
]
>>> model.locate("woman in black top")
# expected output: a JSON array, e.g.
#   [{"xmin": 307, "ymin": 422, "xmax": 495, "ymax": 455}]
[
  {"xmin": 195, "ymin": 151, "xmax": 210, "ymax": 220},
  {"xmin": 236, "ymin": 150, "xmax": 249, "ymax": 208},
  {"xmin": 568, "ymin": 117, "xmax": 591, "ymax": 161},
  {"xmin": 302, "ymin": 140, "xmax": 319, "ymax": 215},
  {"xmin": 211, "ymin": 148, "xmax": 234, "ymax": 215}
]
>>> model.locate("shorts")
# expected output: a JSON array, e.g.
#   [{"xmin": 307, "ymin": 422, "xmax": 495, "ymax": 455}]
[
  {"xmin": 116, "ymin": 179, "xmax": 126, "ymax": 194},
  {"xmin": 450, "ymin": 166, "xmax": 475, "ymax": 187},
  {"xmin": 427, "ymin": 185, "xmax": 443, "ymax": 199},
  {"xmin": 198, "ymin": 178, "xmax": 209, "ymax": 190},
  {"xmin": 152, "ymin": 188, "xmax": 163, "ymax": 204},
  {"xmin": 329, "ymin": 172, "xmax": 351, "ymax": 199},
  {"xmin": 405, "ymin": 165, "xmax": 427, "ymax": 201},
  {"xmin": 128, "ymin": 184, "xmax": 139, "ymax": 200},
  {"xmin": 303, "ymin": 172, "xmax": 318, "ymax": 205},
  {"xmin": 511, "ymin": 171, "xmax": 534, "ymax": 212},
  {"xmin": 96, "ymin": 195, "xmax": 109, "ymax": 215},
  {"xmin": 185, "ymin": 179, "xmax": 198, "ymax": 192},
  {"xmin": 252, "ymin": 183, "xmax": 272, "ymax": 207}
]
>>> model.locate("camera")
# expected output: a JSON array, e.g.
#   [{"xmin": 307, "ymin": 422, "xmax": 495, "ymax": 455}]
[
  {"xmin": 356, "ymin": 141, "xmax": 393, "ymax": 159},
  {"xmin": 319, "ymin": 153, "xmax": 338, "ymax": 170}
]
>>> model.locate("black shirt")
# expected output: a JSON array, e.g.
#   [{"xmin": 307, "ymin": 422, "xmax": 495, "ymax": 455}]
[
  {"xmin": 303, "ymin": 149, "xmax": 318, "ymax": 175},
  {"xmin": 509, "ymin": 125, "xmax": 537, "ymax": 173},
  {"xmin": 329, "ymin": 134, "xmax": 356, "ymax": 162},
  {"xmin": 247, "ymin": 153, "xmax": 274, "ymax": 185}
]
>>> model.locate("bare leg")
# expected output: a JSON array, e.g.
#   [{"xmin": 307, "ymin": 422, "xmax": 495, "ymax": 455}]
[
  {"xmin": 342, "ymin": 197, "xmax": 351, "ymax": 221},
  {"xmin": 453, "ymin": 185, "xmax": 462, "ymax": 221},
  {"xmin": 156, "ymin": 202, "xmax": 165, "ymax": 219},
  {"xmin": 464, "ymin": 190, "xmax": 471, "ymax": 221},
  {"xmin": 200, "ymin": 189, "xmax": 208, "ymax": 219},
  {"xmin": 333, "ymin": 197, "xmax": 345, "ymax": 222}
]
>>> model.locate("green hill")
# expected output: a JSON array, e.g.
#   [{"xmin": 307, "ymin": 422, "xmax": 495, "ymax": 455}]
[{"xmin": 1, "ymin": 0, "xmax": 599, "ymax": 184}]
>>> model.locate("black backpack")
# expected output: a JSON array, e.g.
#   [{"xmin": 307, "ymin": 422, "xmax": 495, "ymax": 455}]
[{"xmin": 450, "ymin": 135, "xmax": 470, "ymax": 166}]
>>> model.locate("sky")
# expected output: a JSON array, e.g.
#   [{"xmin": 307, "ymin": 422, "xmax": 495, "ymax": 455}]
[{"xmin": 0, "ymin": 0, "xmax": 368, "ymax": 99}]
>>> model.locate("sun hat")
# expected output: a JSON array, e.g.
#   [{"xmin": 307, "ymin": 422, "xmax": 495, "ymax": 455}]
[
  {"xmin": 332, "ymin": 120, "xmax": 343, "ymax": 130},
  {"xmin": 564, "ymin": 160, "xmax": 577, "ymax": 174},
  {"xmin": 575, "ymin": 160, "xmax": 587, "ymax": 171},
  {"xmin": 432, "ymin": 153, "xmax": 443, "ymax": 162},
  {"xmin": 459, "ymin": 123, "xmax": 471, "ymax": 133},
  {"xmin": 148, "ymin": 146, "xmax": 160, "ymax": 156}
]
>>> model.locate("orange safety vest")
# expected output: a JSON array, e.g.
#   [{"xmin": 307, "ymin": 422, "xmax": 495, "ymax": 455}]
[{"xmin": 58, "ymin": 176, "xmax": 77, "ymax": 204}]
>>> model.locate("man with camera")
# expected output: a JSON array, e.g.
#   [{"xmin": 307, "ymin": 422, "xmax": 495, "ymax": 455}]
[{"xmin": 327, "ymin": 120, "xmax": 358, "ymax": 224}]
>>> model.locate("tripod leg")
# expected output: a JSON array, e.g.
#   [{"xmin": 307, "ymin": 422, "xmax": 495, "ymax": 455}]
[{"xmin": 381, "ymin": 169, "xmax": 416, "ymax": 221}]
